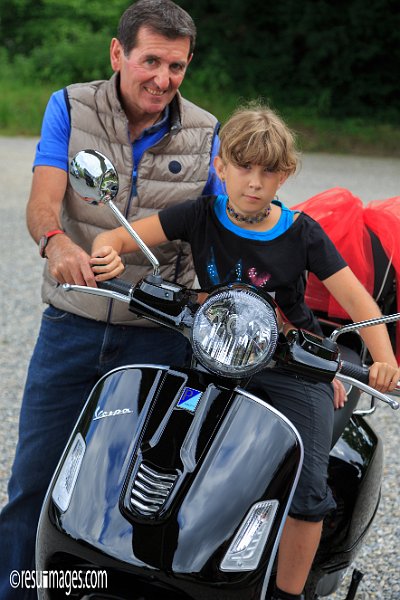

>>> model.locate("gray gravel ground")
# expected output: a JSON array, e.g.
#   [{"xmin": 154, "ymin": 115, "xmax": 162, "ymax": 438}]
[{"xmin": 0, "ymin": 137, "xmax": 399, "ymax": 598}]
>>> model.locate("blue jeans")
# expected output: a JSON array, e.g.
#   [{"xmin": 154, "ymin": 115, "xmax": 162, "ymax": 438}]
[{"xmin": 0, "ymin": 306, "xmax": 191, "ymax": 599}]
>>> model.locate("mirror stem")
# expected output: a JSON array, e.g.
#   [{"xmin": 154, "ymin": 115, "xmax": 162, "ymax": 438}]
[{"xmin": 108, "ymin": 201, "xmax": 161, "ymax": 277}]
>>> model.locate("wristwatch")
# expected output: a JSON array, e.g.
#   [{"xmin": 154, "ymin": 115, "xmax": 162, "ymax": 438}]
[{"xmin": 39, "ymin": 229, "xmax": 65, "ymax": 258}]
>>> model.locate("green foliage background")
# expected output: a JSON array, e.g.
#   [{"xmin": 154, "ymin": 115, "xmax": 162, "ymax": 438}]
[
  {"xmin": 179, "ymin": 0, "xmax": 400, "ymax": 122},
  {"xmin": 1, "ymin": 0, "xmax": 400, "ymax": 152}
]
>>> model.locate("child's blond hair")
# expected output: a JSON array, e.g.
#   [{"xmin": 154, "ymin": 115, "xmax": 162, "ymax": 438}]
[{"xmin": 218, "ymin": 102, "xmax": 299, "ymax": 175}]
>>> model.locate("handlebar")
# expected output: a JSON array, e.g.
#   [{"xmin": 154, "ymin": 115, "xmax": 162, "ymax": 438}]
[
  {"xmin": 339, "ymin": 359, "xmax": 400, "ymax": 400},
  {"xmin": 339, "ymin": 360, "xmax": 370, "ymax": 384},
  {"xmin": 62, "ymin": 279, "xmax": 400, "ymax": 409},
  {"xmin": 97, "ymin": 278, "xmax": 134, "ymax": 296},
  {"xmin": 337, "ymin": 359, "xmax": 400, "ymax": 410}
]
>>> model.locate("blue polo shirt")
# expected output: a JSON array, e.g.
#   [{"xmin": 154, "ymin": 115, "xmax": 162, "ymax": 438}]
[{"xmin": 33, "ymin": 89, "xmax": 223, "ymax": 197}]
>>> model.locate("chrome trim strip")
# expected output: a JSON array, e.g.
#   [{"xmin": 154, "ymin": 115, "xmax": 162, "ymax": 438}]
[
  {"xmin": 135, "ymin": 480, "xmax": 168, "ymax": 496},
  {"xmin": 140, "ymin": 463, "xmax": 177, "ymax": 481},
  {"xmin": 131, "ymin": 489, "xmax": 162, "ymax": 503},
  {"xmin": 136, "ymin": 472, "xmax": 173, "ymax": 491},
  {"xmin": 130, "ymin": 498, "xmax": 159, "ymax": 514},
  {"xmin": 90, "ymin": 364, "xmax": 170, "ymax": 381},
  {"xmin": 234, "ymin": 388, "xmax": 305, "ymax": 598}
]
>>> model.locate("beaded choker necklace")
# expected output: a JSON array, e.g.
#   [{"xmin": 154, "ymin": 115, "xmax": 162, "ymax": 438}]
[{"xmin": 226, "ymin": 201, "xmax": 271, "ymax": 224}]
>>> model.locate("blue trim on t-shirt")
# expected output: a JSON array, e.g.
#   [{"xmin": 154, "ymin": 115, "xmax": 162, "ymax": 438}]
[
  {"xmin": 214, "ymin": 194, "xmax": 298, "ymax": 240},
  {"xmin": 32, "ymin": 89, "xmax": 223, "ymax": 196}
]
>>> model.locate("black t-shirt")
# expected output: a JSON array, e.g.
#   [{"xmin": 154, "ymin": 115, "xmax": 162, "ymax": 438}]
[{"xmin": 159, "ymin": 196, "xmax": 347, "ymax": 332}]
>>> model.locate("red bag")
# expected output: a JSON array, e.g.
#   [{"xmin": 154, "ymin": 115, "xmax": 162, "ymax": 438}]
[
  {"xmin": 364, "ymin": 197, "xmax": 400, "ymax": 363},
  {"xmin": 293, "ymin": 188, "xmax": 400, "ymax": 362},
  {"xmin": 294, "ymin": 188, "xmax": 374, "ymax": 318}
]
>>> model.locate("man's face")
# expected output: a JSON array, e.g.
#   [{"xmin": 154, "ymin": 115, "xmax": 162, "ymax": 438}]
[{"xmin": 110, "ymin": 26, "xmax": 192, "ymax": 120}]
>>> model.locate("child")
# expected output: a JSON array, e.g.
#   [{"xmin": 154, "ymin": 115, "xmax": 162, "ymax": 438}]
[{"xmin": 90, "ymin": 103, "xmax": 399, "ymax": 600}]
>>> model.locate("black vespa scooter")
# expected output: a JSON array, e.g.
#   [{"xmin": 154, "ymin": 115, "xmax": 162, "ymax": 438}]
[{"xmin": 35, "ymin": 151, "xmax": 400, "ymax": 600}]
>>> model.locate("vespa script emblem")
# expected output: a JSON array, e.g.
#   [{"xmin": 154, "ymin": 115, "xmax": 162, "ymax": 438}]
[{"xmin": 93, "ymin": 406, "xmax": 134, "ymax": 421}]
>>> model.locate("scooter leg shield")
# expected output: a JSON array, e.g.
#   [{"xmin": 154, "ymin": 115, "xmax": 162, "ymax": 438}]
[{"xmin": 37, "ymin": 366, "xmax": 303, "ymax": 600}]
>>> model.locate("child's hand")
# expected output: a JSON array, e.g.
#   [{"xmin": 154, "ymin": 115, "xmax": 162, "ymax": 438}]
[
  {"xmin": 90, "ymin": 246, "xmax": 125, "ymax": 282},
  {"xmin": 332, "ymin": 378, "xmax": 347, "ymax": 410},
  {"xmin": 368, "ymin": 362, "xmax": 400, "ymax": 393}
]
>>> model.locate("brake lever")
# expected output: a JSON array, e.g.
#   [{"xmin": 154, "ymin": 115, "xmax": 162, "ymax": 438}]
[
  {"xmin": 335, "ymin": 373, "xmax": 399, "ymax": 410},
  {"xmin": 63, "ymin": 283, "xmax": 131, "ymax": 304}
]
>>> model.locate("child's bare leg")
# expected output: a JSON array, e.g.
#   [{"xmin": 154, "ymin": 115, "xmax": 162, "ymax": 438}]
[{"xmin": 275, "ymin": 516, "xmax": 323, "ymax": 595}]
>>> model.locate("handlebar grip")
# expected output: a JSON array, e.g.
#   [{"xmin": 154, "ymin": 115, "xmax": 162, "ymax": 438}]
[
  {"xmin": 339, "ymin": 360, "xmax": 370, "ymax": 384},
  {"xmin": 97, "ymin": 278, "xmax": 133, "ymax": 296}
]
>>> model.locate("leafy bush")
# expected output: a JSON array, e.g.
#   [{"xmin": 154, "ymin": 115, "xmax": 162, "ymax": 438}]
[
  {"xmin": 180, "ymin": 0, "xmax": 400, "ymax": 122},
  {"xmin": 1, "ymin": 0, "xmax": 399, "ymax": 122},
  {"xmin": 0, "ymin": 0, "xmax": 123, "ymax": 84}
]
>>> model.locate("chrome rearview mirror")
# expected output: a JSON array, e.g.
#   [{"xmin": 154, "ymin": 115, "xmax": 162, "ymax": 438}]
[
  {"xmin": 69, "ymin": 149, "xmax": 161, "ymax": 279},
  {"xmin": 69, "ymin": 149, "xmax": 119, "ymax": 204}
]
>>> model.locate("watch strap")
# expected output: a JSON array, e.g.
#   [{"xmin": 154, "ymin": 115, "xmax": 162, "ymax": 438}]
[{"xmin": 39, "ymin": 229, "xmax": 65, "ymax": 258}]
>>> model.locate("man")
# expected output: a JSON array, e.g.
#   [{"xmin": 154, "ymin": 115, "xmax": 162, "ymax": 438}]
[{"xmin": 0, "ymin": 1, "xmax": 221, "ymax": 597}]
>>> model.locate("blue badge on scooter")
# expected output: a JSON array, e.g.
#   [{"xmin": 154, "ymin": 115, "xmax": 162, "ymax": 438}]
[{"xmin": 176, "ymin": 387, "xmax": 203, "ymax": 413}]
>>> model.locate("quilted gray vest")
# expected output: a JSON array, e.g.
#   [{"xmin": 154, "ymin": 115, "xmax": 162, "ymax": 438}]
[{"xmin": 41, "ymin": 74, "xmax": 218, "ymax": 324}]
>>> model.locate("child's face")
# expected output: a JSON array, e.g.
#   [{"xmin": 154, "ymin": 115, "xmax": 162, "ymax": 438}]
[{"xmin": 214, "ymin": 157, "xmax": 288, "ymax": 216}]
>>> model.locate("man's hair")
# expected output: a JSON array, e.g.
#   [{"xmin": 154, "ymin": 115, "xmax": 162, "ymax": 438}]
[
  {"xmin": 117, "ymin": 0, "xmax": 196, "ymax": 56},
  {"xmin": 219, "ymin": 102, "xmax": 299, "ymax": 175}
]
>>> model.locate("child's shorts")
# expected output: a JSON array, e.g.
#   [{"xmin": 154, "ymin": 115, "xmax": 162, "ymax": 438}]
[{"xmin": 247, "ymin": 367, "xmax": 337, "ymax": 522}]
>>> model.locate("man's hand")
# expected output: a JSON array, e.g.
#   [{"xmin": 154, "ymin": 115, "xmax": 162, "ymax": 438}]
[
  {"xmin": 46, "ymin": 234, "xmax": 97, "ymax": 287},
  {"xmin": 90, "ymin": 246, "xmax": 125, "ymax": 282}
]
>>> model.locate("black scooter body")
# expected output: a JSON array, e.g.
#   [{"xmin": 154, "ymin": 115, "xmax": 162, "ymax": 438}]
[
  {"xmin": 311, "ymin": 413, "xmax": 382, "ymax": 592},
  {"xmin": 37, "ymin": 364, "xmax": 304, "ymax": 599},
  {"xmin": 36, "ymin": 361, "xmax": 382, "ymax": 600}
]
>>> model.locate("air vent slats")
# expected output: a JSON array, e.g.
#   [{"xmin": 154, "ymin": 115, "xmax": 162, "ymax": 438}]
[{"xmin": 130, "ymin": 463, "xmax": 178, "ymax": 516}]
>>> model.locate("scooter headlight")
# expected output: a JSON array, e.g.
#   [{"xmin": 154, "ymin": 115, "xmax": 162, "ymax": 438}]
[{"xmin": 191, "ymin": 286, "xmax": 279, "ymax": 378}]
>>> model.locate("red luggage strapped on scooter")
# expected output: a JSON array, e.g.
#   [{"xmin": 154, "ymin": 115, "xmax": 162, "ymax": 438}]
[{"xmin": 293, "ymin": 188, "xmax": 400, "ymax": 363}]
